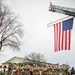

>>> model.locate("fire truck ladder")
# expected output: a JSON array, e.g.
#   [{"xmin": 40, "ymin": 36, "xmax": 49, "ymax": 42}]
[{"xmin": 49, "ymin": 2, "xmax": 75, "ymax": 17}]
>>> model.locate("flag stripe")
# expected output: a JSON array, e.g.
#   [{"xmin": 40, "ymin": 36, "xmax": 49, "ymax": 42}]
[
  {"xmin": 58, "ymin": 22, "xmax": 61, "ymax": 50},
  {"xmin": 63, "ymin": 31, "xmax": 65, "ymax": 50},
  {"xmin": 54, "ymin": 25, "xmax": 57, "ymax": 52},
  {"xmin": 56, "ymin": 24, "xmax": 58, "ymax": 51},
  {"xmin": 56, "ymin": 23, "xmax": 58, "ymax": 51},
  {"xmin": 65, "ymin": 31, "xmax": 67, "ymax": 50},
  {"xmin": 67, "ymin": 30, "xmax": 71, "ymax": 50},
  {"xmin": 54, "ymin": 25, "xmax": 56, "ymax": 51}
]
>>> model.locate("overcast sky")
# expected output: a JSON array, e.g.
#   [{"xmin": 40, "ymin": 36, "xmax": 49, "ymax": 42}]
[{"xmin": 0, "ymin": 0, "xmax": 75, "ymax": 68}]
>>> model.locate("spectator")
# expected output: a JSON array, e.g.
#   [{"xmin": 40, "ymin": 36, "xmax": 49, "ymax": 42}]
[{"xmin": 21, "ymin": 70, "xmax": 25, "ymax": 75}]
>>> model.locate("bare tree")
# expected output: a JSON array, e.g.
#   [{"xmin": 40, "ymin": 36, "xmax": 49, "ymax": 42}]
[
  {"xmin": 25, "ymin": 52, "xmax": 46, "ymax": 63},
  {"xmin": 0, "ymin": 2, "xmax": 23, "ymax": 51}
]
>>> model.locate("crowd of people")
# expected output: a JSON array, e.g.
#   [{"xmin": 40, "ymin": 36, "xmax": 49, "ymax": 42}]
[
  {"xmin": 3, "ymin": 63, "xmax": 69, "ymax": 75},
  {"xmin": 7, "ymin": 64, "xmax": 51, "ymax": 75}
]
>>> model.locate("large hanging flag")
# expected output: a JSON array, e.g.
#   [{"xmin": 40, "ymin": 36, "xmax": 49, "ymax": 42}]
[{"xmin": 54, "ymin": 18, "xmax": 74, "ymax": 52}]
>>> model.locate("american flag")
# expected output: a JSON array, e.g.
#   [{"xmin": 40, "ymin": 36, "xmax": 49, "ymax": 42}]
[{"xmin": 54, "ymin": 18, "xmax": 74, "ymax": 52}]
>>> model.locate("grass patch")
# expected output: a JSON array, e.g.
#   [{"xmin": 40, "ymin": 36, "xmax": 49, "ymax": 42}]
[{"xmin": 0, "ymin": 72, "xmax": 11, "ymax": 75}]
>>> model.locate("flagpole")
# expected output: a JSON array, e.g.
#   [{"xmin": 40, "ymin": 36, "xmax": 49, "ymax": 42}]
[{"xmin": 47, "ymin": 16, "xmax": 74, "ymax": 27}]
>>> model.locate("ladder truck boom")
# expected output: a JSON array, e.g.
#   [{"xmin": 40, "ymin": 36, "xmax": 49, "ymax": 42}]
[{"xmin": 49, "ymin": 2, "xmax": 75, "ymax": 17}]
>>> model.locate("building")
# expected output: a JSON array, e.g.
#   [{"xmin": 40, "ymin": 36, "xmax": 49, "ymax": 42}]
[{"xmin": 2, "ymin": 56, "xmax": 47, "ymax": 68}]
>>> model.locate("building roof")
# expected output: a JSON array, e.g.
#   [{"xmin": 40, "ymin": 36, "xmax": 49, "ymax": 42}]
[
  {"xmin": 2, "ymin": 56, "xmax": 52, "ymax": 65},
  {"xmin": 2, "ymin": 56, "xmax": 29, "ymax": 64}
]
